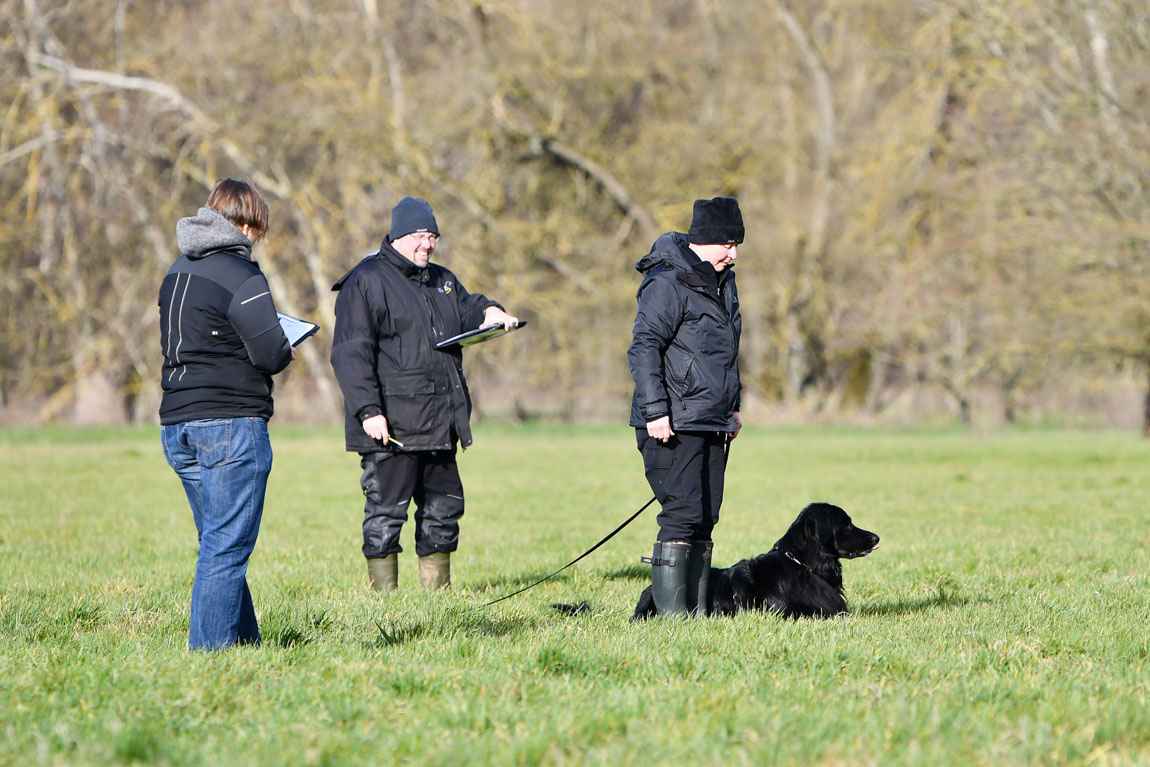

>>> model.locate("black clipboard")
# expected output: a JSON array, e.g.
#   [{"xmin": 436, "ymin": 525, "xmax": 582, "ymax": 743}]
[
  {"xmin": 434, "ymin": 321, "xmax": 527, "ymax": 350},
  {"xmin": 277, "ymin": 312, "xmax": 320, "ymax": 346}
]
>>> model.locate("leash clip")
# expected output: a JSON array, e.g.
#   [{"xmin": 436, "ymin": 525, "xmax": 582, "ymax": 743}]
[{"xmin": 784, "ymin": 550, "xmax": 812, "ymax": 572}]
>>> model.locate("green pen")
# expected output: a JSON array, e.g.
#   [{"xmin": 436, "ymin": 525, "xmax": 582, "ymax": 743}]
[{"xmin": 388, "ymin": 437, "xmax": 404, "ymax": 448}]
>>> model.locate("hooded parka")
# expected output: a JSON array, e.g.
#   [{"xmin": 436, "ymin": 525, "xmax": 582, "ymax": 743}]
[
  {"xmin": 330, "ymin": 243, "xmax": 499, "ymax": 453},
  {"xmin": 628, "ymin": 232, "xmax": 742, "ymax": 431}
]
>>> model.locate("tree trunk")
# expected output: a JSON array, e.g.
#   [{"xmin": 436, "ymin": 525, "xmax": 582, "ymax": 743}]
[{"xmin": 1143, "ymin": 360, "xmax": 1150, "ymax": 438}]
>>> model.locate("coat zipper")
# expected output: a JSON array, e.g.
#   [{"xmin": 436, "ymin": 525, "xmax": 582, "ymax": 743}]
[{"xmin": 421, "ymin": 284, "xmax": 461, "ymax": 441}]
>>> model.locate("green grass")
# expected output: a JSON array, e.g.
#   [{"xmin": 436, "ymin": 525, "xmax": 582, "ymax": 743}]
[{"xmin": 1, "ymin": 424, "xmax": 1148, "ymax": 766}]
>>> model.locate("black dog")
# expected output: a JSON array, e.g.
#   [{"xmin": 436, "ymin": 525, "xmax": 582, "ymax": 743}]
[{"xmin": 632, "ymin": 503, "xmax": 879, "ymax": 620}]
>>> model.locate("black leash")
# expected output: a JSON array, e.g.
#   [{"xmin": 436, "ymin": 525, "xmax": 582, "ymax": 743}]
[
  {"xmin": 480, "ymin": 495, "xmax": 657, "ymax": 607},
  {"xmin": 479, "ymin": 430, "xmax": 736, "ymax": 608}
]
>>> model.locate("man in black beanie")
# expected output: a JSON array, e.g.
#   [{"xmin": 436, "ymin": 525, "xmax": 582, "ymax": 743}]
[
  {"xmin": 330, "ymin": 197, "xmax": 518, "ymax": 592},
  {"xmin": 627, "ymin": 196, "xmax": 744, "ymax": 617}
]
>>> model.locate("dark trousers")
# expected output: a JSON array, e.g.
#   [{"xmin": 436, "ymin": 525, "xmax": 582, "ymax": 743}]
[
  {"xmin": 636, "ymin": 429, "xmax": 727, "ymax": 542},
  {"xmin": 359, "ymin": 449, "xmax": 464, "ymax": 558}
]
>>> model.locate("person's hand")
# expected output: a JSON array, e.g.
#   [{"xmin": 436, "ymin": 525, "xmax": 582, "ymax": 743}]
[
  {"xmin": 646, "ymin": 416, "xmax": 674, "ymax": 443},
  {"xmin": 290, "ymin": 346, "xmax": 298, "ymax": 360},
  {"xmin": 483, "ymin": 306, "xmax": 519, "ymax": 331},
  {"xmin": 729, "ymin": 411, "xmax": 742, "ymax": 441},
  {"xmin": 362, "ymin": 414, "xmax": 390, "ymax": 442}
]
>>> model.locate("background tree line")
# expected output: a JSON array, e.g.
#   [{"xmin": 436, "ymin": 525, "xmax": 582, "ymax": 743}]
[{"xmin": 1, "ymin": 0, "xmax": 1147, "ymax": 432}]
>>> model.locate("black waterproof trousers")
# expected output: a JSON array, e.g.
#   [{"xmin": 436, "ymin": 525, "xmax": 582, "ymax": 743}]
[
  {"xmin": 359, "ymin": 449, "xmax": 464, "ymax": 558},
  {"xmin": 636, "ymin": 430, "xmax": 727, "ymax": 542}
]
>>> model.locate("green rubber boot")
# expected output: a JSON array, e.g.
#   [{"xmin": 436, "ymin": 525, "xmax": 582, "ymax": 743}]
[
  {"xmin": 419, "ymin": 552, "xmax": 451, "ymax": 590},
  {"xmin": 648, "ymin": 540, "xmax": 691, "ymax": 617},
  {"xmin": 367, "ymin": 555, "xmax": 398, "ymax": 592},
  {"xmin": 686, "ymin": 541, "xmax": 713, "ymax": 617}
]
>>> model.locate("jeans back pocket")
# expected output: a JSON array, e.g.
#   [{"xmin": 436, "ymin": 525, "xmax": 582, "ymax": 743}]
[{"xmin": 184, "ymin": 419, "xmax": 233, "ymax": 468}]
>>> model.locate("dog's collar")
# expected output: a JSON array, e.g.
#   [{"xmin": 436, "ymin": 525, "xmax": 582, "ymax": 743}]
[{"xmin": 776, "ymin": 547, "xmax": 812, "ymax": 572}]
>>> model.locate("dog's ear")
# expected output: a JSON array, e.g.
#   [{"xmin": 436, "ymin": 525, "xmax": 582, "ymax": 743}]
[
  {"xmin": 797, "ymin": 511, "xmax": 842, "ymax": 568},
  {"xmin": 806, "ymin": 518, "xmax": 836, "ymax": 562},
  {"xmin": 782, "ymin": 513, "xmax": 824, "ymax": 556},
  {"xmin": 774, "ymin": 512, "xmax": 812, "ymax": 553}
]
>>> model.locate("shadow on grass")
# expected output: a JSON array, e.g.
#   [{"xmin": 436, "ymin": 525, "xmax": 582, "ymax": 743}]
[
  {"xmin": 264, "ymin": 608, "xmax": 334, "ymax": 648},
  {"xmin": 601, "ymin": 564, "xmax": 649, "ymax": 581},
  {"xmin": 262, "ymin": 601, "xmax": 539, "ymax": 649},
  {"xmin": 854, "ymin": 590, "xmax": 984, "ymax": 617},
  {"xmin": 371, "ymin": 608, "xmax": 537, "ymax": 648}
]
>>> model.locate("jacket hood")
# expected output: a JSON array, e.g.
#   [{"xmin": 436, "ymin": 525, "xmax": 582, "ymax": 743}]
[
  {"xmin": 331, "ymin": 252, "xmax": 373, "ymax": 291},
  {"xmin": 635, "ymin": 231, "xmax": 728, "ymax": 290},
  {"xmin": 635, "ymin": 232, "xmax": 697, "ymax": 275},
  {"xmin": 176, "ymin": 207, "xmax": 252, "ymax": 260}
]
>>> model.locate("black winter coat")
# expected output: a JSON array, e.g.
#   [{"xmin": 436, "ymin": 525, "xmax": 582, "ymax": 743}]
[
  {"xmin": 330, "ymin": 244, "xmax": 498, "ymax": 453},
  {"xmin": 628, "ymin": 232, "xmax": 742, "ymax": 431},
  {"xmin": 158, "ymin": 209, "xmax": 292, "ymax": 425}
]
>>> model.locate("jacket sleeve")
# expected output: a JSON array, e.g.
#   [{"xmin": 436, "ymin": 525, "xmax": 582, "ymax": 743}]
[
  {"xmin": 453, "ymin": 277, "xmax": 502, "ymax": 330},
  {"xmin": 330, "ymin": 272, "xmax": 384, "ymax": 421},
  {"xmin": 627, "ymin": 275, "xmax": 681, "ymax": 421},
  {"xmin": 731, "ymin": 276, "xmax": 742, "ymax": 412},
  {"xmin": 228, "ymin": 273, "xmax": 292, "ymax": 375}
]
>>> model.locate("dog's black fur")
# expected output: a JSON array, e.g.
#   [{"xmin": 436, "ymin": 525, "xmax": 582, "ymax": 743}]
[{"xmin": 632, "ymin": 503, "xmax": 879, "ymax": 621}]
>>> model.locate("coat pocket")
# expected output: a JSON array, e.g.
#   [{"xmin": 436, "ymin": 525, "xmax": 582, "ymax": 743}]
[
  {"xmin": 639, "ymin": 435, "xmax": 676, "ymax": 469},
  {"xmin": 664, "ymin": 353, "xmax": 695, "ymax": 401},
  {"xmin": 382, "ymin": 373, "xmax": 436, "ymax": 397},
  {"xmin": 381, "ymin": 373, "xmax": 437, "ymax": 441}
]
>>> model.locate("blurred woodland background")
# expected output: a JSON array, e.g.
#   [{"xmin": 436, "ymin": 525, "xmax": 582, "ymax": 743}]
[{"xmin": 1, "ymin": 0, "xmax": 1147, "ymax": 432}]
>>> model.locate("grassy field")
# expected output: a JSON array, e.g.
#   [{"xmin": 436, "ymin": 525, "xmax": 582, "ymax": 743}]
[{"xmin": 1, "ymin": 424, "xmax": 1147, "ymax": 766}]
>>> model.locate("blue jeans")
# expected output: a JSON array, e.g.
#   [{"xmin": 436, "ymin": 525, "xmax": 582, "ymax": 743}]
[{"xmin": 161, "ymin": 417, "xmax": 272, "ymax": 650}]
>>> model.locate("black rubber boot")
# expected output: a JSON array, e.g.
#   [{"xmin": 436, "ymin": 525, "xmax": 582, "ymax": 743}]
[
  {"xmin": 686, "ymin": 541, "xmax": 713, "ymax": 617},
  {"xmin": 648, "ymin": 540, "xmax": 691, "ymax": 617}
]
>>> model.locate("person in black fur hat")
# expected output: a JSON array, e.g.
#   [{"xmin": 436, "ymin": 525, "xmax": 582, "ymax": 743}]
[{"xmin": 627, "ymin": 196, "xmax": 745, "ymax": 617}]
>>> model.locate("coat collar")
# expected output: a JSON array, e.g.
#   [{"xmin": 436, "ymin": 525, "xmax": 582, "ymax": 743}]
[
  {"xmin": 376, "ymin": 242, "xmax": 429, "ymax": 283},
  {"xmin": 330, "ymin": 245, "xmax": 429, "ymax": 291}
]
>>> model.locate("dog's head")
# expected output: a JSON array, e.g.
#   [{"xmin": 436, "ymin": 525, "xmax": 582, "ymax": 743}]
[{"xmin": 774, "ymin": 503, "xmax": 880, "ymax": 567}]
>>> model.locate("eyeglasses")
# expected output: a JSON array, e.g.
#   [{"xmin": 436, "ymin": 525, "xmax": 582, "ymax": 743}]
[{"xmin": 410, "ymin": 232, "xmax": 439, "ymax": 244}]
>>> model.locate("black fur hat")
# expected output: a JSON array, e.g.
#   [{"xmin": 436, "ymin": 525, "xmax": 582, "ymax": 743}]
[
  {"xmin": 687, "ymin": 197, "xmax": 744, "ymax": 244},
  {"xmin": 388, "ymin": 196, "xmax": 440, "ymax": 242}
]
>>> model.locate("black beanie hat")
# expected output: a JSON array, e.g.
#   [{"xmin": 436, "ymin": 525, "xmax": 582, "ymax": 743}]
[
  {"xmin": 687, "ymin": 197, "xmax": 744, "ymax": 245},
  {"xmin": 388, "ymin": 197, "xmax": 440, "ymax": 242}
]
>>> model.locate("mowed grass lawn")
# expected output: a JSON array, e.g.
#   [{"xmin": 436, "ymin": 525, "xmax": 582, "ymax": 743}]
[{"xmin": 1, "ymin": 424, "xmax": 1147, "ymax": 766}]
